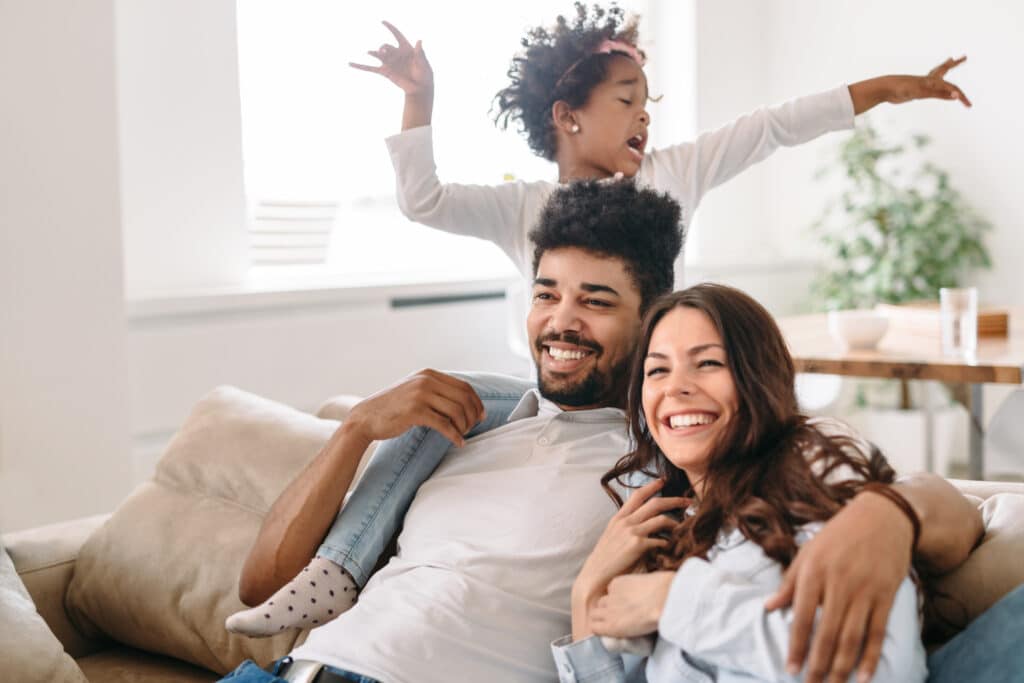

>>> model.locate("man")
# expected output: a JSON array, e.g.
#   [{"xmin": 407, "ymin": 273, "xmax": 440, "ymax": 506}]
[{"xmin": 222, "ymin": 180, "xmax": 984, "ymax": 683}]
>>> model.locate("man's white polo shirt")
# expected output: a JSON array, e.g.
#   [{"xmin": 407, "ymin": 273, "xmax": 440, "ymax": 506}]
[{"xmin": 291, "ymin": 389, "xmax": 630, "ymax": 683}]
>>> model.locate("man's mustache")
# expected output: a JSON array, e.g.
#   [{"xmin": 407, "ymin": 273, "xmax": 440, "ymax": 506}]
[{"xmin": 534, "ymin": 331, "xmax": 603, "ymax": 356}]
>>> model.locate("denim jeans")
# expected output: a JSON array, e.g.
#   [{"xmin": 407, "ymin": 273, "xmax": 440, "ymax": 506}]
[
  {"xmin": 316, "ymin": 371, "xmax": 535, "ymax": 586},
  {"xmin": 219, "ymin": 657, "xmax": 379, "ymax": 682},
  {"xmin": 926, "ymin": 581, "xmax": 1024, "ymax": 682}
]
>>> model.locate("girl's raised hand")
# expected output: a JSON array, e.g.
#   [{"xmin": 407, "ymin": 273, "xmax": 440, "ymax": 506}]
[
  {"xmin": 850, "ymin": 56, "xmax": 972, "ymax": 115},
  {"xmin": 350, "ymin": 21, "xmax": 433, "ymax": 96},
  {"xmin": 889, "ymin": 56, "xmax": 972, "ymax": 107}
]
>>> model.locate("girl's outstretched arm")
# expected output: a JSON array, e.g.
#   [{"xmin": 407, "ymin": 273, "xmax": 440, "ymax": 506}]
[
  {"xmin": 351, "ymin": 20, "xmax": 537, "ymax": 273},
  {"xmin": 849, "ymin": 56, "xmax": 972, "ymax": 114},
  {"xmin": 350, "ymin": 21, "xmax": 434, "ymax": 131}
]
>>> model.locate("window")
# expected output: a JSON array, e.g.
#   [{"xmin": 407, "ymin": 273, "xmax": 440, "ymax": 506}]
[{"xmin": 236, "ymin": 0, "xmax": 656, "ymax": 285}]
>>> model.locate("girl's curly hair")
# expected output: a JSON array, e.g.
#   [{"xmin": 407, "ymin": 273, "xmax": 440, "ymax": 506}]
[{"xmin": 493, "ymin": 3, "xmax": 642, "ymax": 161}]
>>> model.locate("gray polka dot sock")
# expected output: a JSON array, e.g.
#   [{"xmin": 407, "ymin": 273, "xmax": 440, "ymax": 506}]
[{"xmin": 225, "ymin": 556, "xmax": 358, "ymax": 637}]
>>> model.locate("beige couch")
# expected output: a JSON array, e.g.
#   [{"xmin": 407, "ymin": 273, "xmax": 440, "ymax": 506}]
[{"xmin": 2, "ymin": 386, "xmax": 1023, "ymax": 682}]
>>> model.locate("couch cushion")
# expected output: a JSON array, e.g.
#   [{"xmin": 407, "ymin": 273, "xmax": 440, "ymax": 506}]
[
  {"xmin": 1, "ymin": 537, "xmax": 88, "ymax": 682},
  {"xmin": 928, "ymin": 492, "xmax": 1024, "ymax": 642},
  {"xmin": 5, "ymin": 513, "xmax": 113, "ymax": 658},
  {"xmin": 65, "ymin": 386, "xmax": 340, "ymax": 674},
  {"xmin": 77, "ymin": 646, "xmax": 219, "ymax": 683}
]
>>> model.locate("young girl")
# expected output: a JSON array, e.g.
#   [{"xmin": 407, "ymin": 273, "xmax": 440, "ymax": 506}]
[
  {"xmin": 555, "ymin": 283, "xmax": 926, "ymax": 682},
  {"xmin": 227, "ymin": 4, "xmax": 965, "ymax": 636}
]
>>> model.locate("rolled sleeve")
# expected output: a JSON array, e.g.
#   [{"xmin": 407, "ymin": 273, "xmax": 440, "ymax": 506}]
[{"xmin": 551, "ymin": 634, "xmax": 627, "ymax": 683}]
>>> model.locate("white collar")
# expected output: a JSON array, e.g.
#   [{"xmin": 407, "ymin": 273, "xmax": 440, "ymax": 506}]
[{"xmin": 507, "ymin": 388, "xmax": 626, "ymax": 424}]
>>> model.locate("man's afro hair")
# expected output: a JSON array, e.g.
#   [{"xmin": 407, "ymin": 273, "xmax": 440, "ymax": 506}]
[{"xmin": 530, "ymin": 179, "xmax": 684, "ymax": 312}]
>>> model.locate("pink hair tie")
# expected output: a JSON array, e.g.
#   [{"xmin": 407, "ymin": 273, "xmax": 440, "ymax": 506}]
[
  {"xmin": 594, "ymin": 39, "xmax": 646, "ymax": 66},
  {"xmin": 553, "ymin": 38, "xmax": 646, "ymax": 90}
]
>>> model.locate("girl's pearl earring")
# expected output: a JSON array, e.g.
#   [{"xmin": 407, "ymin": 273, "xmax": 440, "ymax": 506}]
[{"xmin": 571, "ymin": 124, "xmax": 580, "ymax": 134}]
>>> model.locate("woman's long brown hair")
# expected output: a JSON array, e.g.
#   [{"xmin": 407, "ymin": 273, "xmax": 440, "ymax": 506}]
[{"xmin": 601, "ymin": 284, "xmax": 897, "ymax": 572}]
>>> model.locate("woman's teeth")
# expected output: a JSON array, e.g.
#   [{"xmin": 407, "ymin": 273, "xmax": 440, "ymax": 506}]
[
  {"xmin": 668, "ymin": 413, "xmax": 715, "ymax": 428},
  {"xmin": 548, "ymin": 347, "xmax": 589, "ymax": 361}
]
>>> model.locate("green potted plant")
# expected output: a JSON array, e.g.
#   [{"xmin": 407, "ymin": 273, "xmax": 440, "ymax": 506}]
[
  {"xmin": 808, "ymin": 121, "xmax": 993, "ymax": 475},
  {"xmin": 811, "ymin": 121, "xmax": 992, "ymax": 311}
]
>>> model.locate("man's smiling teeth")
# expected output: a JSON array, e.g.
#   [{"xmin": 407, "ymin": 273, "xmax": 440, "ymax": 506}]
[
  {"xmin": 547, "ymin": 347, "xmax": 590, "ymax": 361},
  {"xmin": 668, "ymin": 413, "xmax": 716, "ymax": 428}
]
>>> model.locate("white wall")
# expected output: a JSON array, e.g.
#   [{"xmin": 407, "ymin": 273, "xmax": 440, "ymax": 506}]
[
  {"xmin": 696, "ymin": 0, "xmax": 1024, "ymax": 306},
  {"xmin": 0, "ymin": 0, "xmax": 133, "ymax": 531},
  {"xmin": 118, "ymin": 0, "xmax": 249, "ymax": 296},
  {"xmin": 125, "ymin": 286, "xmax": 531, "ymax": 477},
  {"xmin": 689, "ymin": 0, "xmax": 774, "ymax": 267}
]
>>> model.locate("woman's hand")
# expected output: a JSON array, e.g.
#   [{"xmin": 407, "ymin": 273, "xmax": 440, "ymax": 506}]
[
  {"xmin": 350, "ymin": 21, "xmax": 434, "ymax": 97},
  {"xmin": 849, "ymin": 56, "xmax": 972, "ymax": 115},
  {"xmin": 590, "ymin": 571, "xmax": 675, "ymax": 639},
  {"xmin": 571, "ymin": 479, "xmax": 688, "ymax": 639}
]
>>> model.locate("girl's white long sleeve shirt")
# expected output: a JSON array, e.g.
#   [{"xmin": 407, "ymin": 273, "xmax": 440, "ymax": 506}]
[{"xmin": 385, "ymin": 85, "xmax": 855, "ymax": 278}]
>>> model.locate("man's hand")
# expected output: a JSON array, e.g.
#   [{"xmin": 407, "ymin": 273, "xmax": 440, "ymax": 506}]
[
  {"xmin": 589, "ymin": 571, "xmax": 674, "ymax": 639},
  {"xmin": 344, "ymin": 368, "xmax": 485, "ymax": 448},
  {"xmin": 849, "ymin": 56, "xmax": 972, "ymax": 115},
  {"xmin": 764, "ymin": 491, "xmax": 914, "ymax": 683}
]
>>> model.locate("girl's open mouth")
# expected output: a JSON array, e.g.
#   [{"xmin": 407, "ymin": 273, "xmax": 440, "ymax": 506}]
[{"xmin": 626, "ymin": 133, "xmax": 646, "ymax": 159}]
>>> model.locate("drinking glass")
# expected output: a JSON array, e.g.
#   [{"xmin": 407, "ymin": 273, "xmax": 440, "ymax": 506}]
[{"xmin": 940, "ymin": 287, "xmax": 978, "ymax": 355}]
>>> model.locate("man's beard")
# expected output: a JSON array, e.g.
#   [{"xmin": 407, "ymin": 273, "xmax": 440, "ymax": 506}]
[{"xmin": 534, "ymin": 331, "xmax": 630, "ymax": 408}]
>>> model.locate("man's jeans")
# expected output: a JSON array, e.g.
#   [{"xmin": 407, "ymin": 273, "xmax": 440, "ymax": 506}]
[
  {"xmin": 926, "ymin": 581, "xmax": 1024, "ymax": 682},
  {"xmin": 315, "ymin": 372, "xmax": 535, "ymax": 586},
  {"xmin": 220, "ymin": 657, "xmax": 379, "ymax": 682}
]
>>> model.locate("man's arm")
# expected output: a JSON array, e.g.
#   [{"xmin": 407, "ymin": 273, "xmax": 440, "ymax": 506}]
[
  {"xmin": 237, "ymin": 420, "xmax": 372, "ymax": 605},
  {"xmin": 895, "ymin": 472, "xmax": 984, "ymax": 573},
  {"xmin": 765, "ymin": 472, "xmax": 983, "ymax": 683},
  {"xmin": 237, "ymin": 369, "xmax": 484, "ymax": 605}
]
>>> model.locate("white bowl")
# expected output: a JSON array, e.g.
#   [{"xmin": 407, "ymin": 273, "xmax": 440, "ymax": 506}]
[{"xmin": 828, "ymin": 310, "xmax": 889, "ymax": 350}]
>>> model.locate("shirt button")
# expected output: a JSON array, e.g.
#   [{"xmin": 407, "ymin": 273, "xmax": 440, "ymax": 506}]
[{"xmin": 538, "ymin": 436, "xmax": 550, "ymax": 445}]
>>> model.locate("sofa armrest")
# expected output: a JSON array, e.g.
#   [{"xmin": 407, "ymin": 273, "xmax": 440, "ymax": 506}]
[
  {"xmin": 948, "ymin": 478, "xmax": 1024, "ymax": 501},
  {"xmin": 315, "ymin": 394, "xmax": 363, "ymax": 422},
  {"xmin": 3, "ymin": 514, "xmax": 113, "ymax": 658}
]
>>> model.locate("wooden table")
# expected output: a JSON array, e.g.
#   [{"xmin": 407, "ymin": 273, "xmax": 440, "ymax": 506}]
[{"xmin": 778, "ymin": 310, "xmax": 1024, "ymax": 479}]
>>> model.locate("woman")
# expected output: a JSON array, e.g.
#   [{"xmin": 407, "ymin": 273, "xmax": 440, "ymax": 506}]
[{"xmin": 554, "ymin": 283, "xmax": 927, "ymax": 682}]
